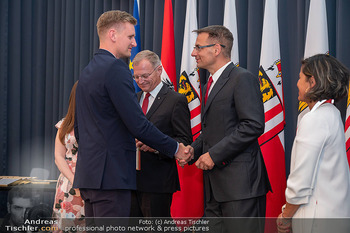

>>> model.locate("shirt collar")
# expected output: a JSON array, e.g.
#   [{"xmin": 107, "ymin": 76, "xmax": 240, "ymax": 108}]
[
  {"xmin": 310, "ymin": 99, "xmax": 334, "ymax": 113},
  {"xmin": 143, "ymin": 82, "xmax": 163, "ymax": 99},
  {"xmin": 210, "ymin": 61, "xmax": 232, "ymax": 83}
]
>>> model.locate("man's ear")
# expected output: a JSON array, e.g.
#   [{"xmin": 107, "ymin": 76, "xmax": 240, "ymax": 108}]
[
  {"xmin": 214, "ymin": 44, "xmax": 222, "ymax": 57},
  {"xmin": 109, "ymin": 28, "xmax": 118, "ymax": 42},
  {"xmin": 7, "ymin": 202, "xmax": 10, "ymax": 213},
  {"xmin": 157, "ymin": 65, "xmax": 163, "ymax": 76}
]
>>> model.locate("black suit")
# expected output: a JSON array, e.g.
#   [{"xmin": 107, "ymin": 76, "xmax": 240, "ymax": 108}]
[
  {"xmin": 130, "ymin": 83, "xmax": 192, "ymax": 217},
  {"xmin": 191, "ymin": 63, "xmax": 271, "ymax": 232}
]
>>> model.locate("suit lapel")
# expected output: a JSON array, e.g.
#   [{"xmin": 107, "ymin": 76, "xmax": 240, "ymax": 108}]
[
  {"xmin": 202, "ymin": 63, "xmax": 235, "ymax": 119},
  {"xmin": 137, "ymin": 91, "xmax": 142, "ymax": 102},
  {"xmin": 146, "ymin": 83, "xmax": 168, "ymax": 119}
]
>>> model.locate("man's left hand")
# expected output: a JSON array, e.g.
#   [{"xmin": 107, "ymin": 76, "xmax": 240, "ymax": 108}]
[{"xmin": 195, "ymin": 152, "xmax": 214, "ymax": 170}]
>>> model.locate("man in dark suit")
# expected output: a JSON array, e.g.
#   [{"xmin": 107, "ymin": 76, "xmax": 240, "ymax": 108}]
[
  {"xmin": 188, "ymin": 25, "xmax": 271, "ymax": 233},
  {"xmin": 129, "ymin": 50, "xmax": 192, "ymax": 217},
  {"xmin": 73, "ymin": 10, "xmax": 191, "ymax": 219}
]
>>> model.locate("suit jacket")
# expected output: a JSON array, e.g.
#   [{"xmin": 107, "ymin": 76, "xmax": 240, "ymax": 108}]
[
  {"xmin": 73, "ymin": 49, "xmax": 178, "ymax": 190},
  {"xmin": 286, "ymin": 102, "xmax": 350, "ymax": 219},
  {"xmin": 191, "ymin": 63, "xmax": 271, "ymax": 202},
  {"xmin": 136, "ymin": 83, "xmax": 192, "ymax": 193}
]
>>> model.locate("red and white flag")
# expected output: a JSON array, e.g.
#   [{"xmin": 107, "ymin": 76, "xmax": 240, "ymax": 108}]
[
  {"xmin": 345, "ymin": 82, "xmax": 350, "ymax": 167},
  {"xmin": 171, "ymin": 0, "xmax": 204, "ymax": 219},
  {"xmin": 298, "ymin": 0, "xmax": 329, "ymax": 124},
  {"xmin": 258, "ymin": 0, "xmax": 286, "ymax": 218},
  {"xmin": 161, "ymin": 0, "xmax": 176, "ymax": 91},
  {"xmin": 223, "ymin": 0, "xmax": 239, "ymax": 66}
]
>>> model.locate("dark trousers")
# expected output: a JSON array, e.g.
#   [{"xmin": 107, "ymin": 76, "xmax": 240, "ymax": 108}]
[
  {"xmin": 205, "ymin": 186, "xmax": 266, "ymax": 233},
  {"xmin": 130, "ymin": 190, "xmax": 173, "ymax": 217},
  {"xmin": 80, "ymin": 189, "xmax": 131, "ymax": 233},
  {"xmin": 80, "ymin": 189, "xmax": 131, "ymax": 217}
]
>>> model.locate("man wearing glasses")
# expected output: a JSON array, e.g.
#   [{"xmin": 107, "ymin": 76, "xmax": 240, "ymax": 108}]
[
  {"xmin": 130, "ymin": 50, "xmax": 192, "ymax": 217},
  {"xmin": 188, "ymin": 25, "xmax": 271, "ymax": 233}
]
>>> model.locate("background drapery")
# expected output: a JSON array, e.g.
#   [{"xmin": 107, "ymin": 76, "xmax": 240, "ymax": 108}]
[{"xmin": 1, "ymin": 0, "xmax": 349, "ymax": 186}]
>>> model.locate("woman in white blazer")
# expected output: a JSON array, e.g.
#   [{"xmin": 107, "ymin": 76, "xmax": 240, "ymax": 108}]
[{"xmin": 277, "ymin": 54, "xmax": 350, "ymax": 233}]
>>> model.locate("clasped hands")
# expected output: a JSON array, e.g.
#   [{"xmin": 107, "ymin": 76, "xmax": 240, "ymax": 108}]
[
  {"xmin": 136, "ymin": 140, "xmax": 214, "ymax": 169},
  {"xmin": 176, "ymin": 145, "xmax": 215, "ymax": 170},
  {"xmin": 175, "ymin": 143, "xmax": 194, "ymax": 167},
  {"xmin": 135, "ymin": 140, "xmax": 193, "ymax": 167}
]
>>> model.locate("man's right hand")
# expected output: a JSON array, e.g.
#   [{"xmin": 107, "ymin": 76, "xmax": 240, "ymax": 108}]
[{"xmin": 175, "ymin": 143, "xmax": 194, "ymax": 167}]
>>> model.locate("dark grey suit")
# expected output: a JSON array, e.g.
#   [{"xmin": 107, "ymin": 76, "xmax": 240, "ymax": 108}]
[{"xmin": 191, "ymin": 63, "xmax": 271, "ymax": 232}]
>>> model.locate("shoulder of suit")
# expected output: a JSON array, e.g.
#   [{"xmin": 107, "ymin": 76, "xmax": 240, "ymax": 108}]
[
  {"xmin": 166, "ymin": 87, "xmax": 185, "ymax": 98},
  {"xmin": 227, "ymin": 66, "xmax": 256, "ymax": 81},
  {"xmin": 157, "ymin": 86, "xmax": 187, "ymax": 104},
  {"xmin": 95, "ymin": 49, "xmax": 128, "ymax": 68}
]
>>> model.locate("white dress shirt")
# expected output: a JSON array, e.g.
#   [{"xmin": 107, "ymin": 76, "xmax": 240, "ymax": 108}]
[
  {"xmin": 207, "ymin": 61, "xmax": 232, "ymax": 95},
  {"xmin": 139, "ymin": 82, "xmax": 163, "ymax": 114}
]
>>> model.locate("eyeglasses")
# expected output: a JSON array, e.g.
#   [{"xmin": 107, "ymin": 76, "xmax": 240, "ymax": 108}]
[
  {"xmin": 133, "ymin": 65, "xmax": 160, "ymax": 80},
  {"xmin": 193, "ymin": 44, "xmax": 226, "ymax": 51}
]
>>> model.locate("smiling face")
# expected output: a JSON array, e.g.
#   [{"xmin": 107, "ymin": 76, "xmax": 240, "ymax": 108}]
[
  {"xmin": 114, "ymin": 22, "xmax": 137, "ymax": 59},
  {"xmin": 133, "ymin": 59, "xmax": 162, "ymax": 93},
  {"xmin": 191, "ymin": 33, "xmax": 217, "ymax": 71}
]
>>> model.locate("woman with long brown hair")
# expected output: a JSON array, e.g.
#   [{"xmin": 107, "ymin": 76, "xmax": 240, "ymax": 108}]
[{"xmin": 52, "ymin": 81, "xmax": 84, "ymax": 231}]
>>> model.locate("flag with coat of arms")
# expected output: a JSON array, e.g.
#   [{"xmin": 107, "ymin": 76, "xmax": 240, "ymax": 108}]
[
  {"xmin": 258, "ymin": 0, "xmax": 286, "ymax": 218},
  {"xmin": 171, "ymin": 0, "xmax": 204, "ymax": 219}
]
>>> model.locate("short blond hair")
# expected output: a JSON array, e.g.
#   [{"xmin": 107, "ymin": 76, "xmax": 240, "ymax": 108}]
[{"xmin": 96, "ymin": 10, "xmax": 137, "ymax": 37}]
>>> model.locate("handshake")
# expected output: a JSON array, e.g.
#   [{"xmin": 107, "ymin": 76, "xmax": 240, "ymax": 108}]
[
  {"xmin": 174, "ymin": 143, "xmax": 194, "ymax": 167},
  {"xmin": 175, "ymin": 143, "xmax": 215, "ymax": 170},
  {"xmin": 136, "ymin": 140, "xmax": 215, "ymax": 170}
]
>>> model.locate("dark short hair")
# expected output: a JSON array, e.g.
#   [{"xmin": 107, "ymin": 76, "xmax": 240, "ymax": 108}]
[
  {"xmin": 193, "ymin": 25, "xmax": 233, "ymax": 58},
  {"xmin": 301, "ymin": 54, "xmax": 350, "ymax": 102},
  {"xmin": 7, "ymin": 187, "xmax": 34, "ymax": 204},
  {"xmin": 96, "ymin": 10, "xmax": 137, "ymax": 37}
]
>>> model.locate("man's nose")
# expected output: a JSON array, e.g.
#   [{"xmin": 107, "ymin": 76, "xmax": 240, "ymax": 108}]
[
  {"xmin": 191, "ymin": 49, "xmax": 197, "ymax": 57},
  {"xmin": 132, "ymin": 38, "xmax": 137, "ymax": 48},
  {"xmin": 135, "ymin": 77, "xmax": 143, "ymax": 85},
  {"xmin": 20, "ymin": 209, "xmax": 27, "ymax": 220}
]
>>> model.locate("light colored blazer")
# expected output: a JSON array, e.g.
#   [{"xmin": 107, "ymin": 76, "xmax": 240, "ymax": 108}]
[{"xmin": 286, "ymin": 101, "xmax": 350, "ymax": 219}]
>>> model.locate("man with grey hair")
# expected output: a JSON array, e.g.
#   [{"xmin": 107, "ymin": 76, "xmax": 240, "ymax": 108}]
[
  {"xmin": 74, "ymin": 10, "xmax": 192, "ymax": 218},
  {"xmin": 130, "ymin": 50, "xmax": 192, "ymax": 217}
]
